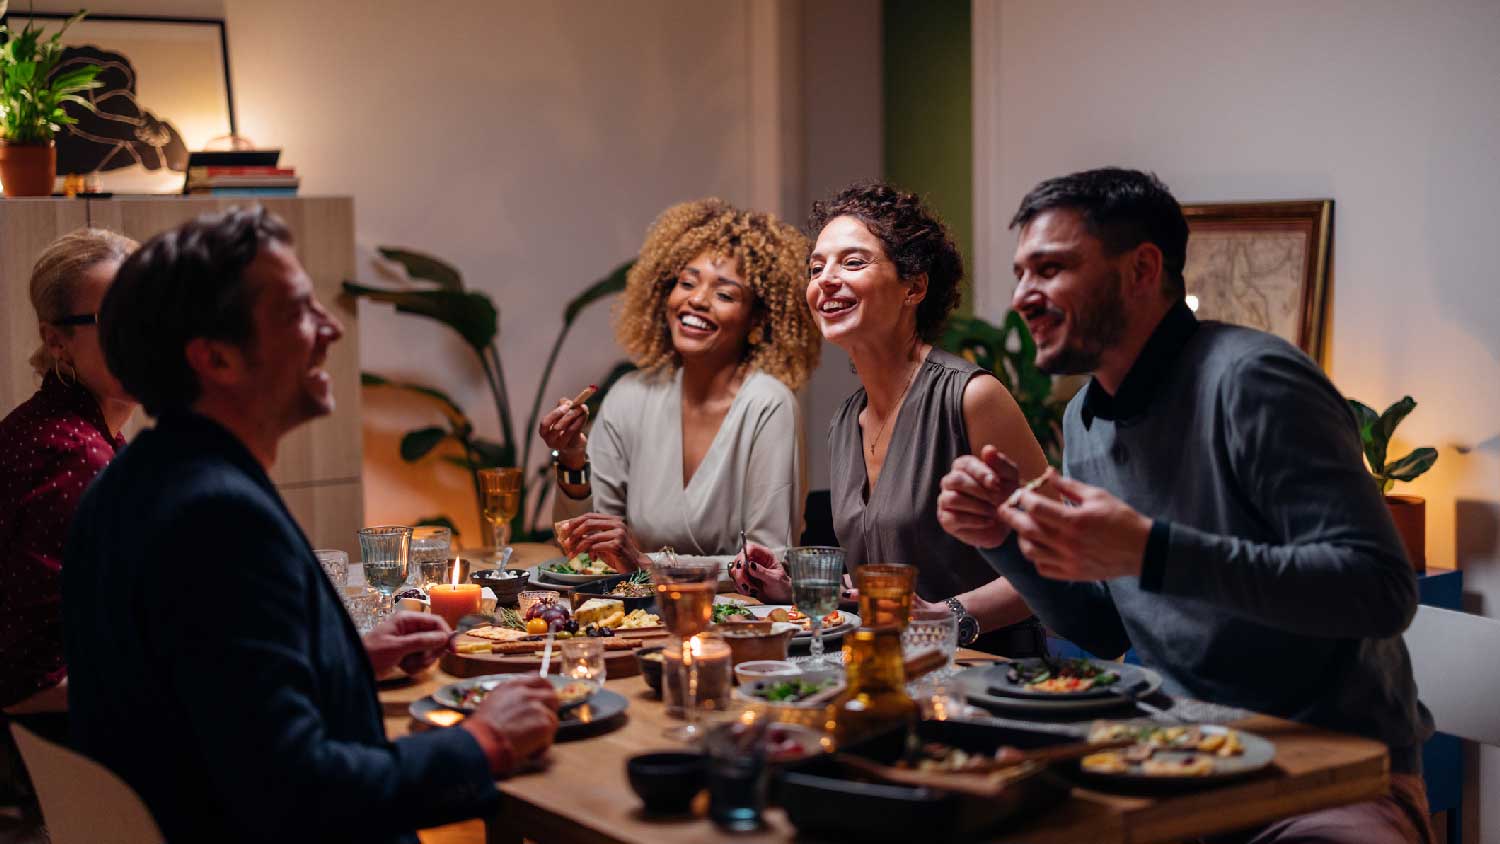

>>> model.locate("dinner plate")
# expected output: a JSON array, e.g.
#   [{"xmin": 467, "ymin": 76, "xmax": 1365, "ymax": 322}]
[
  {"xmin": 413, "ymin": 682, "xmax": 628, "ymax": 741},
  {"xmin": 954, "ymin": 662, "xmax": 1163, "ymax": 714},
  {"xmin": 533, "ymin": 557, "xmax": 618, "ymax": 584},
  {"xmin": 1073, "ymin": 723, "xmax": 1275, "ymax": 788},
  {"xmin": 984, "ymin": 658, "xmax": 1156, "ymax": 701},
  {"xmin": 745, "ymin": 605, "xmax": 861, "ymax": 640}
]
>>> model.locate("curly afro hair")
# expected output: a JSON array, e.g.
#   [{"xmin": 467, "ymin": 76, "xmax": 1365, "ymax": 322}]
[
  {"xmin": 807, "ymin": 181, "xmax": 963, "ymax": 342},
  {"xmin": 615, "ymin": 198, "xmax": 820, "ymax": 391}
]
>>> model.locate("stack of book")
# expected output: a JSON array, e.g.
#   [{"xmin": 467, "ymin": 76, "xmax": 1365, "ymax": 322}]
[{"xmin": 184, "ymin": 165, "xmax": 299, "ymax": 197}]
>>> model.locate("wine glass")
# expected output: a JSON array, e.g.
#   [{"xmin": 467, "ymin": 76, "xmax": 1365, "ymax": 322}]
[
  {"xmin": 785, "ymin": 546, "xmax": 845, "ymax": 665},
  {"xmin": 478, "ymin": 468, "xmax": 523, "ymax": 549},
  {"xmin": 651, "ymin": 550, "xmax": 720, "ymax": 742},
  {"xmin": 357, "ymin": 525, "xmax": 412, "ymax": 620}
]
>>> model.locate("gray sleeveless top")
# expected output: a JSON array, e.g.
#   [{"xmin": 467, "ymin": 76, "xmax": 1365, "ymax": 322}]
[{"xmin": 829, "ymin": 348, "xmax": 1002, "ymax": 601}]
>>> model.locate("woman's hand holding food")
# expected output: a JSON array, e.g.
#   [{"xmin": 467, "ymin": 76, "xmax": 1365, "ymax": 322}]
[
  {"xmin": 557, "ymin": 513, "xmax": 647, "ymax": 573},
  {"xmin": 729, "ymin": 541, "xmax": 793, "ymax": 603},
  {"xmin": 538, "ymin": 392, "xmax": 590, "ymax": 469}
]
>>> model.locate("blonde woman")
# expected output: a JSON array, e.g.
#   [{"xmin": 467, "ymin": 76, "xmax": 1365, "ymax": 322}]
[
  {"xmin": 1, "ymin": 228, "xmax": 137, "ymax": 720},
  {"xmin": 541, "ymin": 199, "xmax": 820, "ymax": 572}
]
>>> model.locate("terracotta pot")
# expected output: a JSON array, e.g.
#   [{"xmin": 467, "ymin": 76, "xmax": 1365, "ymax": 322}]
[
  {"xmin": 1386, "ymin": 495, "xmax": 1426, "ymax": 572},
  {"xmin": 0, "ymin": 140, "xmax": 58, "ymax": 197}
]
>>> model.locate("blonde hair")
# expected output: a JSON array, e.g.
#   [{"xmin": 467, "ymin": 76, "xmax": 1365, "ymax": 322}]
[
  {"xmin": 615, "ymin": 199, "xmax": 820, "ymax": 391},
  {"xmin": 28, "ymin": 228, "xmax": 139, "ymax": 376}
]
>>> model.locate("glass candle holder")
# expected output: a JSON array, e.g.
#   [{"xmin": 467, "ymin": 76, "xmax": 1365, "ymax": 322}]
[
  {"xmin": 409, "ymin": 526, "xmax": 453, "ymax": 588},
  {"xmin": 313, "ymin": 549, "xmax": 349, "ymax": 588},
  {"xmin": 559, "ymin": 637, "xmax": 607, "ymax": 687}
]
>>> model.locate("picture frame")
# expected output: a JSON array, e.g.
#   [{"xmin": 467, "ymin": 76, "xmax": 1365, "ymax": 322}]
[
  {"xmin": 1180, "ymin": 200, "xmax": 1334, "ymax": 366},
  {"xmin": 0, "ymin": 12, "xmax": 236, "ymax": 194}
]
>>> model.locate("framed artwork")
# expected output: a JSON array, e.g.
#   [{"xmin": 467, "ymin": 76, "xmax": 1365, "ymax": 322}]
[
  {"xmin": 0, "ymin": 12, "xmax": 236, "ymax": 194},
  {"xmin": 1180, "ymin": 200, "xmax": 1334, "ymax": 366}
]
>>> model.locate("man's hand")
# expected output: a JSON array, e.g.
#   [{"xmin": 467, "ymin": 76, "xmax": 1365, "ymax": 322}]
[
  {"xmin": 463, "ymin": 676, "xmax": 559, "ymax": 775},
  {"xmin": 363, "ymin": 611, "xmax": 453, "ymax": 677},
  {"xmin": 997, "ymin": 474, "xmax": 1152, "ymax": 582},
  {"xmin": 728, "ymin": 541, "xmax": 792, "ymax": 603},
  {"xmin": 938, "ymin": 445, "xmax": 1023, "ymax": 549}
]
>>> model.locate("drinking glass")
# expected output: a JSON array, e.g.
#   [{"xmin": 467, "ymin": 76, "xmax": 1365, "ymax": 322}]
[
  {"xmin": 651, "ymin": 552, "xmax": 720, "ymax": 742},
  {"xmin": 409, "ymin": 526, "xmax": 453, "ymax": 589},
  {"xmin": 478, "ymin": 468, "xmax": 523, "ymax": 548},
  {"xmin": 902, "ymin": 606, "xmax": 959, "ymax": 677},
  {"xmin": 784, "ymin": 546, "xmax": 845, "ymax": 665},
  {"xmin": 855, "ymin": 563, "xmax": 917, "ymax": 631},
  {"xmin": 559, "ymin": 638, "xmax": 607, "ymax": 688},
  {"xmin": 357, "ymin": 525, "xmax": 412, "ymax": 619},
  {"xmin": 313, "ymin": 549, "xmax": 349, "ymax": 588},
  {"xmin": 704, "ymin": 713, "xmax": 772, "ymax": 831},
  {"xmin": 339, "ymin": 585, "xmax": 381, "ymax": 633}
]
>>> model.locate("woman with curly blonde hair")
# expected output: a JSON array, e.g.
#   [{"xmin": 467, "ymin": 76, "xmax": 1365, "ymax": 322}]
[{"xmin": 541, "ymin": 199, "xmax": 820, "ymax": 571}]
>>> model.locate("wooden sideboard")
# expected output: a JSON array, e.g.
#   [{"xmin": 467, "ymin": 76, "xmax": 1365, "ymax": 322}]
[{"xmin": 1, "ymin": 196, "xmax": 364, "ymax": 552}]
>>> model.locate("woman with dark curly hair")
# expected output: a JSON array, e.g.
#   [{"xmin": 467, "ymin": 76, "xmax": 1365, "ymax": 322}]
[
  {"xmin": 733, "ymin": 182, "xmax": 1051, "ymax": 656},
  {"xmin": 540, "ymin": 199, "xmax": 820, "ymax": 572}
]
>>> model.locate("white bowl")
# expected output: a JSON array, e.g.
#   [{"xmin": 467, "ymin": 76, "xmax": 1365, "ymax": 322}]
[{"xmin": 734, "ymin": 660, "xmax": 801, "ymax": 685}]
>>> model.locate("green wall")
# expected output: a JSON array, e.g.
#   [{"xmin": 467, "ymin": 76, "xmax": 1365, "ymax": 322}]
[{"xmin": 882, "ymin": 0, "xmax": 973, "ymax": 314}]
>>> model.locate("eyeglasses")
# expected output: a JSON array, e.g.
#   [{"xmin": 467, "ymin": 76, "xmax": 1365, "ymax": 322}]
[{"xmin": 52, "ymin": 313, "xmax": 97, "ymax": 327}]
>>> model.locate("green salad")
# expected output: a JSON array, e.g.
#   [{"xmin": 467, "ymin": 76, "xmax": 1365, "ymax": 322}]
[
  {"xmin": 545, "ymin": 553, "xmax": 612, "ymax": 576},
  {"xmin": 712, "ymin": 602, "xmax": 755, "ymax": 623}
]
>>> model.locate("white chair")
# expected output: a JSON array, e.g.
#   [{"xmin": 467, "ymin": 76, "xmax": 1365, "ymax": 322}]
[
  {"xmin": 1404, "ymin": 604, "xmax": 1500, "ymax": 746},
  {"xmin": 7, "ymin": 722, "xmax": 162, "ymax": 844}
]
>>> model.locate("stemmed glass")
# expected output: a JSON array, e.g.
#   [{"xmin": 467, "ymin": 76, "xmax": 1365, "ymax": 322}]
[
  {"xmin": 784, "ymin": 546, "xmax": 846, "ymax": 665},
  {"xmin": 357, "ymin": 525, "xmax": 412, "ymax": 620},
  {"xmin": 651, "ymin": 550, "xmax": 720, "ymax": 742},
  {"xmin": 478, "ymin": 468, "xmax": 523, "ymax": 548}
]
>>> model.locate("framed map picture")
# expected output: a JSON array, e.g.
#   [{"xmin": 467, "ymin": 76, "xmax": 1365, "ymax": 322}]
[
  {"xmin": 0, "ymin": 12, "xmax": 236, "ymax": 194},
  {"xmin": 1181, "ymin": 200, "xmax": 1333, "ymax": 366}
]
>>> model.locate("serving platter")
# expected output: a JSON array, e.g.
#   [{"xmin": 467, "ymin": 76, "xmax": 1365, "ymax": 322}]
[
  {"xmin": 441, "ymin": 633, "xmax": 646, "ymax": 679},
  {"xmin": 743, "ymin": 605, "xmax": 861, "ymax": 640},
  {"xmin": 531, "ymin": 558, "xmax": 618, "ymax": 585},
  {"xmin": 1072, "ymin": 723, "xmax": 1276, "ymax": 788},
  {"xmin": 954, "ymin": 661, "xmax": 1164, "ymax": 715}
]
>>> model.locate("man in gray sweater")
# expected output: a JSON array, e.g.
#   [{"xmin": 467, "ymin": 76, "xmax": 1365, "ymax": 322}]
[{"xmin": 938, "ymin": 168, "xmax": 1432, "ymax": 843}]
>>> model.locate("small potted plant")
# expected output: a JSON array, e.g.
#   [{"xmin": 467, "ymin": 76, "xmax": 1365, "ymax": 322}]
[
  {"xmin": 1349, "ymin": 395, "xmax": 1439, "ymax": 571},
  {"xmin": 0, "ymin": 5, "xmax": 101, "ymax": 196}
]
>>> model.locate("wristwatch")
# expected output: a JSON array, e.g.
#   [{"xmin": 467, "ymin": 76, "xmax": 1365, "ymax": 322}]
[
  {"xmin": 551, "ymin": 449, "xmax": 590, "ymax": 486},
  {"xmin": 946, "ymin": 597, "xmax": 980, "ymax": 647}
]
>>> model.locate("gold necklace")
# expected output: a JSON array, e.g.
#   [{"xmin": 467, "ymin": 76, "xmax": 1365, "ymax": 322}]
[{"xmin": 868, "ymin": 355, "xmax": 922, "ymax": 457}]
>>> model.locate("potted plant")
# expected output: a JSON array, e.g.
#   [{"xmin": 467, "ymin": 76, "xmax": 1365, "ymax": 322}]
[
  {"xmin": 939, "ymin": 310, "xmax": 1070, "ymax": 466},
  {"xmin": 1349, "ymin": 395, "xmax": 1439, "ymax": 571},
  {"xmin": 0, "ymin": 5, "xmax": 102, "ymax": 196}
]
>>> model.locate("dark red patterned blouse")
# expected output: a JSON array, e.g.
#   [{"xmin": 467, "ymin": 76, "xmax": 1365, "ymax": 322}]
[{"xmin": 0, "ymin": 373, "xmax": 125, "ymax": 709}]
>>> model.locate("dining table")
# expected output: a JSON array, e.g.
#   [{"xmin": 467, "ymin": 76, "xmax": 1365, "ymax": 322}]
[{"xmin": 380, "ymin": 556, "xmax": 1392, "ymax": 844}]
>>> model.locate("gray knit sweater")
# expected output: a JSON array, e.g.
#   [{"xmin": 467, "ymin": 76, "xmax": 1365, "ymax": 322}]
[{"xmin": 981, "ymin": 305, "xmax": 1433, "ymax": 773}]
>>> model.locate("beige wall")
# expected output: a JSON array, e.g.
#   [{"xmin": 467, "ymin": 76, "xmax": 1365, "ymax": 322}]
[{"xmin": 974, "ymin": 0, "xmax": 1500, "ymax": 837}]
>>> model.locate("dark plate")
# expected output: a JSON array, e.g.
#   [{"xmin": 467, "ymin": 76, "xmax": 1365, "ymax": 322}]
[
  {"xmin": 572, "ymin": 574, "xmax": 657, "ymax": 613},
  {"xmin": 778, "ymin": 719, "xmax": 1071, "ymax": 843},
  {"xmin": 980, "ymin": 658, "xmax": 1154, "ymax": 701},
  {"xmin": 409, "ymin": 687, "xmax": 629, "ymax": 741}
]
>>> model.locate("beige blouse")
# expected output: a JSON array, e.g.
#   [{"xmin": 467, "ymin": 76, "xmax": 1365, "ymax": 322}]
[{"xmin": 552, "ymin": 368, "xmax": 806, "ymax": 561}]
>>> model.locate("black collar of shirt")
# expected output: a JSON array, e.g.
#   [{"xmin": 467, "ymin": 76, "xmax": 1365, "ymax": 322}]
[{"xmin": 1080, "ymin": 300, "xmax": 1198, "ymax": 429}]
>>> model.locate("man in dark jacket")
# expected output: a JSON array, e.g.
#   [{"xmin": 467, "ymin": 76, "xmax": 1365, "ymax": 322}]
[
  {"xmin": 65, "ymin": 207, "xmax": 558, "ymax": 843},
  {"xmin": 938, "ymin": 168, "xmax": 1432, "ymax": 843}
]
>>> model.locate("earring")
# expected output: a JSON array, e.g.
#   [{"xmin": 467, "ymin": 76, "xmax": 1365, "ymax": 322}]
[
  {"xmin": 53, "ymin": 359, "xmax": 78, "ymax": 387},
  {"xmin": 748, "ymin": 325, "xmax": 763, "ymax": 346}
]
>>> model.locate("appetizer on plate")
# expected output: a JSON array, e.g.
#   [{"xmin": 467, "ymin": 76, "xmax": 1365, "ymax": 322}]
[
  {"xmin": 744, "ymin": 678, "xmax": 839, "ymax": 704},
  {"xmin": 1081, "ymin": 723, "xmax": 1247, "ymax": 778},
  {"xmin": 712, "ymin": 602, "xmax": 756, "ymax": 623},
  {"xmin": 763, "ymin": 607, "xmax": 844, "ymax": 629},
  {"xmin": 1007, "ymin": 658, "xmax": 1119, "ymax": 693},
  {"xmin": 546, "ymin": 553, "xmax": 614, "ymax": 577}
]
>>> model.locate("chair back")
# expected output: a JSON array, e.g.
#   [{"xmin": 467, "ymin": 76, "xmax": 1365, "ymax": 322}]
[
  {"xmin": 1404, "ymin": 604, "xmax": 1500, "ymax": 746},
  {"xmin": 7, "ymin": 722, "xmax": 162, "ymax": 844}
]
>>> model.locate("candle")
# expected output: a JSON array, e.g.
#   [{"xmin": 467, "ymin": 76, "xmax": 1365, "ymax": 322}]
[
  {"xmin": 662, "ymin": 633, "xmax": 732, "ymax": 718},
  {"xmin": 429, "ymin": 559, "xmax": 482, "ymax": 629}
]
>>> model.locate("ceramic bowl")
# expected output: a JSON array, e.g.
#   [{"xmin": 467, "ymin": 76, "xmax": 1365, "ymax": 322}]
[
  {"xmin": 626, "ymin": 752, "xmax": 706, "ymax": 815},
  {"xmin": 635, "ymin": 646, "xmax": 666, "ymax": 697},
  {"xmin": 733, "ymin": 660, "xmax": 802, "ymax": 685},
  {"xmin": 469, "ymin": 568, "xmax": 527, "ymax": 606},
  {"xmin": 714, "ymin": 620, "xmax": 794, "ymax": 666}
]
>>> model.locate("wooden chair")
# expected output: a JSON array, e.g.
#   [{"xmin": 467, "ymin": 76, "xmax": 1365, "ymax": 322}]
[
  {"xmin": 1403, "ymin": 604, "xmax": 1500, "ymax": 844},
  {"xmin": 7, "ymin": 722, "xmax": 162, "ymax": 844}
]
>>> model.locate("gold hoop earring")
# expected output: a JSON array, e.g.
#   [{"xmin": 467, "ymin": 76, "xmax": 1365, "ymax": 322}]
[{"xmin": 53, "ymin": 359, "xmax": 78, "ymax": 387}]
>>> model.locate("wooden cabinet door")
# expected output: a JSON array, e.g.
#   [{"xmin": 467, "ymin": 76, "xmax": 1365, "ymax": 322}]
[{"xmin": 1, "ymin": 200, "xmax": 90, "ymax": 412}]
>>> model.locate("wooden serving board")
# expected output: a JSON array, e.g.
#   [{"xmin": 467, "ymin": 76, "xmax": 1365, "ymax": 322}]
[{"xmin": 441, "ymin": 645, "xmax": 644, "ymax": 679}]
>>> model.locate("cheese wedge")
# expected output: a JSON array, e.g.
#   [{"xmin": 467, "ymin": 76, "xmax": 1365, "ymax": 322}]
[{"xmin": 575, "ymin": 598, "xmax": 624, "ymax": 627}]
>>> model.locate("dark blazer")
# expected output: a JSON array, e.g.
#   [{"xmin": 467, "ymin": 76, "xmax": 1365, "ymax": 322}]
[{"xmin": 64, "ymin": 413, "xmax": 497, "ymax": 843}]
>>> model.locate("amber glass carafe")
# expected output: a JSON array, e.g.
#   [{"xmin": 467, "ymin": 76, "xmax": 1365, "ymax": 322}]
[{"xmin": 831, "ymin": 625, "xmax": 918, "ymax": 747}]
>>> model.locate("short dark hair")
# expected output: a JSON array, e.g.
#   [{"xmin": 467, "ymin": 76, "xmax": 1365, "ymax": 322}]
[
  {"xmin": 808, "ymin": 181, "xmax": 963, "ymax": 342},
  {"xmin": 100, "ymin": 207, "xmax": 292, "ymax": 417},
  {"xmin": 1009, "ymin": 167, "xmax": 1189, "ymax": 299}
]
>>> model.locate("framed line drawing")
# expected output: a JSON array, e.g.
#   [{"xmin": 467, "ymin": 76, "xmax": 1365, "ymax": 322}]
[
  {"xmin": 1, "ymin": 12, "xmax": 236, "ymax": 194},
  {"xmin": 1180, "ymin": 200, "xmax": 1334, "ymax": 366}
]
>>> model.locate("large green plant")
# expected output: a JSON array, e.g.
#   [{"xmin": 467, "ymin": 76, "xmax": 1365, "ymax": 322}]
[
  {"xmin": 0, "ymin": 7, "xmax": 102, "ymax": 144},
  {"xmin": 1347, "ymin": 396, "xmax": 1438, "ymax": 493},
  {"xmin": 937, "ymin": 310, "xmax": 1066, "ymax": 466},
  {"xmin": 345, "ymin": 250, "xmax": 634, "ymax": 539}
]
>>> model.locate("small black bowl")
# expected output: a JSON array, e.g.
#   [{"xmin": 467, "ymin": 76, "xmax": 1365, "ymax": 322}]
[
  {"xmin": 626, "ymin": 752, "xmax": 705, "ymax": 815},
  {"xmin": 469, "ymin": 568, "xmax": 526, "ymax": 606},
  {"xmin": 635, "ymin": 646, "xmax": 665, "ymax": 697},
  {"xmin": 572, "ymin": 573, "xmax": 656, "ymax": 613}
]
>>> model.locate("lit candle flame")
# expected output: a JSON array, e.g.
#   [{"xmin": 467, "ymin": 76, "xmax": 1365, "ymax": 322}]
[{"xmin": 451, "ymin": 558, "xmax": 460, "ymax": 587}]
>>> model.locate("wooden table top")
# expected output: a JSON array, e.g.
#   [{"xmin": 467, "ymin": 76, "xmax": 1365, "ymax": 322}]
[{"xmin": 381, "ymin": 659, "xmax": 1390, "ymax": 844}]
